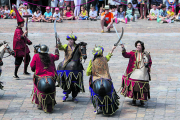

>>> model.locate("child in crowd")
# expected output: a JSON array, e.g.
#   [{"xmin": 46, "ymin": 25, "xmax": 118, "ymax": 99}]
[
  {"xmin": 9, "ymin": 6, "xmax": 16, "ymax": 19},
  {"xmin": 89, "ymin": 6, "xmax": 97, "ymax": 21},
  {"xmin": 110, "ymin": 5, "xmax": 117, "ymax": 18},
  {"xmin": 115, "ymin": 6, "xmax": 125, "ymax": 24},
  {"xmin": 147, "ymin": 4, "xmax": 159, "ymax": 20},
  {"xmin": 63, "ymin": 5, "xmax": 75, "ymax": 20},
  {"xmin": 125, "ymin": 2, "xmax": 135, "ymax": 23},
  {"xmin": 53, "ymin": 7, "xmax": 63, "ymax": 22},
  {"xmin": 3, "ymin": 5, "xmax": 10, "ymax": 19},
  {"xmin": 32, "ymin": 8, "xmax": 42, "ymax": 22},
  {"xmin": 79, "ymin": 6, "xmax": 88, "ymax": 20},
  {"xmin": 18, "ymin": 3, "xmax": 24, "ymax": 15},
  {"xmin": 42, "ymin": 6, "xmax": 53, "ymax": 22},
  {"xmin": 166, "ymin": 0, "xmax": 176, "ymax": 12},
  {"xmin": 23, "ymin": 3, "xmax": 32, "ymax": 15},
  {"xmin": 157, "ymin": 4, "xmax": 171, "ymax": 23},
  {"xmin": 0, "ymin": 5, "xmax": 4, "ymax": 18},
  {"xmin": 58, "ymin": 0, "xmax": 65, "ymax": 17},
  {"xmin": 167, "ymin": 6, "xmax": 175, "ymax": 20},
  {"xmin": 22, "ymin": 3, "xmax": 32, "ymax": 22},
  {"xmin": 98, "ymin": 7, "xmax": 104, "ymax": 19},
  {"xmin": 176, "ymin": 9, "xmax": 180, "ymax": 20}
]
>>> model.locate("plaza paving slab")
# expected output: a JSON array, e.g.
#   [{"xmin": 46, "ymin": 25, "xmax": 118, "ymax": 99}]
[{"xmin": 0, "ymin": 19, "xmax": 180, "ymax": 120}]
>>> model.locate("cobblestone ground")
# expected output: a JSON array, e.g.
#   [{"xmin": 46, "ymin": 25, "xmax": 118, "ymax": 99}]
[{"xmin": 0, "ymin": 19, "xmax": 180, "ymax": 120}]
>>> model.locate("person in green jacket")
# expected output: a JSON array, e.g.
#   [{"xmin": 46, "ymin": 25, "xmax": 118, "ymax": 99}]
[
  {"xmin": 86, "ymin": 45, "xmax": 120, "ymax": 115},
  {"xmin": 56, "ymin": 34, "xmax": 86, "ymax": 103}
]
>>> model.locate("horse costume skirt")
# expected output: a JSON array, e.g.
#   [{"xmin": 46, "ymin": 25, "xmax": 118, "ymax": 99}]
[
  {"xmin": 57, "ymin": 70, "xmax": 85, "ymax": 93},
  {"xmin": 32, "ymin": 76, "xmax": 56, "ymax": 113},
  {"xmin": 89, "ymin": 78, "xmax": 120, "ymax": 115},
  {"xmin": 121, "ymin": 75, "xmax": 150, "ymax": 101},
  {"xmin": 0, "ymin": 69, "xmax": 3, "ymax": 90}
]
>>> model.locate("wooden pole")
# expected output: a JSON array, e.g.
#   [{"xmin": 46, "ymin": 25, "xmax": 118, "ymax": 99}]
[{"xmin": 23, "ymin": 15, "xmax": 32, "ymax": 73}]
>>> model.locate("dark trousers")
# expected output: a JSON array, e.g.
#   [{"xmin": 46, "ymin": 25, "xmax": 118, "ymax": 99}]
[
  {"xmin": 63, "ymin": 84, "xmax": 79, "ymax": 98},
  {"xmin": 15, "ymin": 54, "xmax": 30, "ymax": 66}
]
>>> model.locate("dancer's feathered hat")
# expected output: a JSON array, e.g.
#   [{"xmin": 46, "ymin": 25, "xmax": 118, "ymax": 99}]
[{"xmin": 92, "ymin": 45, "xmax": 104, "ymax": 55}]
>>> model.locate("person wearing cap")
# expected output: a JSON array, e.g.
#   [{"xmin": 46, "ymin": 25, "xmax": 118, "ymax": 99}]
[
  {"xmin": 30, "ymin": 45, "xmax": 59, "ymax": 112},
  {"xmin": 53, "ymin": 7, "xmax": 63, "ymax": 22},
  {"xmin": 42, "ymin": 6, "xmax": 53, "ymax": 22},
  {"xmin": 120, "ymin": 41, "xmax": 152, "ymax": 106},
  {"xmin": 13, "ymin": 6, "xmax": 32, "ymax": 79},
  {"xmin": 56, "ymin": 34, "xmax": 84, "ymax": 103},
  {"xmin": 86, "ymin": 45, "xmax": 120, "ymax": 115},
  {"xmin": 100, "ymin": 5, "xmax": 114, "ymax": 33}
]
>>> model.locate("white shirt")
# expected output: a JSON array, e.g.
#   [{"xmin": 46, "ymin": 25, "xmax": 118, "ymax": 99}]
[
  {"xmin": 4, "ymin": 10, "xmax": 10, "ymax": 14},
  {"xmin": 111, "ymin": 11, "xmax": 117, "ymax": 17},
  {"xmin": 108, "ymin": 0, "xmax": 121, "ymax": 5},
  {"xmin": 34, "ymin": 12, "xmax": 41, "ymax": 17},
  {"xmin": 53, "ymin": 12, "xmax": 61, "ymax": 18},
  {"xmin": 169, "ymin": 0, "xmax": 174, "ymax": 3},
  {"xmin": 89, "ymin": 10, "xmax": 97, "ymax": 17},
  {"xmin": 51, "ymin": 0, "xmax": 58, "ymax": 7},
  {"xmin": 150, "ymin": 9, "xmax": 159, "ymax": 16}
]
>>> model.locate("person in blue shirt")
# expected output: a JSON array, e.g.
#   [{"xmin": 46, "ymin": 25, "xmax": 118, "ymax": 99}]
[
  {"xmin": 42, "ymin": 6, "xmax": 53, "ymax": 23},
  {"xmin": 157, "ymin": 4, "xmax": 170, "ymax": 23}
]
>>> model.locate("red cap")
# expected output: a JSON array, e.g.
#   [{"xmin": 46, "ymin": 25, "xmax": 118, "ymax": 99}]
[{"xmin": 13, "ymin": 5, "xmax": 24, "ymax": 23}]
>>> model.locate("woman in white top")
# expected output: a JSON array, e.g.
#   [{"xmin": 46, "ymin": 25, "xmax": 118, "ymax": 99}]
[
  {"xmin": 32, "ymin": 8, "xmax": 42, "ymax": 22},
  {"xmin": 51, "ymin": 0, "xmax": 58, "ymax": 14}
]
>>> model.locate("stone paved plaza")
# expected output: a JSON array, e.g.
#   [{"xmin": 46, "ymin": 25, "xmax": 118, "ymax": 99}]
[{"xmin": 0, "ymin": 19, "xmax": 180, "ymax": 120}]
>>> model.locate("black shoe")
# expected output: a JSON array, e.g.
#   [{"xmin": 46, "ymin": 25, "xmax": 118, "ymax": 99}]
[
  {"xmin": 37, "ymin": 105, "xmax": 42, "ymax": 110},
  {"xmin": 132, "ymin": 100, "xmax": 136, "ymax": 106},
  {"xmin": 23, "ymin": 72, "xmax": 31, "ymax": 75},
  {"xmin": 140, "ymin": 100, "xmax": 145, "ymax": 106},
  {"xmin": 108, "ymin": 29, "xmax": 110, "ymax": 33},
  {"xmin": 13, "ymin": 75, "xmax": 19, "ymax": 80}
]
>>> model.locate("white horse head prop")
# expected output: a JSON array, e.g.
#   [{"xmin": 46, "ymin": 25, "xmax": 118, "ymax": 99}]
[{"xmin": 0, "ymin": 41, "xmax": 14, "ymax": 58}]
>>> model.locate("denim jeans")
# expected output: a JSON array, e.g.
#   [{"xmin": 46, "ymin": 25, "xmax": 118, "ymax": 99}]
[{"xmin": 79, "ymin": 16, "xmax": 88, "ymax": 20}]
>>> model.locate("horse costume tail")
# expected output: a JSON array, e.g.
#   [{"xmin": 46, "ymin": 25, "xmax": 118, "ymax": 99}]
[
  {"xmin": 89, "ymin": 78, "xmax": 120, "ymax": 115},
  {"xmin": 99, "ymin": 84, "xmax": 106, "ymax": 97},
  {"xmin": 32, "ymin": 76, "xmax": 56, "ymax": 113}
]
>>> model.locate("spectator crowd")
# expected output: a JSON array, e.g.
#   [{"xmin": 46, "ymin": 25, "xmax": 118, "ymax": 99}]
[{"xmin": 0, "ymin": 0, "xmax": 180, "ymax": 30}]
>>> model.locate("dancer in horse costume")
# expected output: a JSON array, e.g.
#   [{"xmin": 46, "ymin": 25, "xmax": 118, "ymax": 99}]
[
  {"xmin": 120, "ymin": 40, "xmax": 152, "ymax": 106},
  {"xmin": 0, "ymin": 41, "xmax": 15, "ymax": 89},
  {"xmin": 56, "ymin": 34, "xmax": 87, "ymax": 103},
  {"xmin": 0, "ymin": 57, "xmax": 3, "ymax": 89},
  {"xmin": 30, "ymin": 44, "xmax": 59, "ymax": 113},
  {"xmin": 86, "ymin": 45, "xmax": 120, "ymax": 115},
  {"xmin": 13, "ymin": 6, "xmax": 32, "ymax": 79}
]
